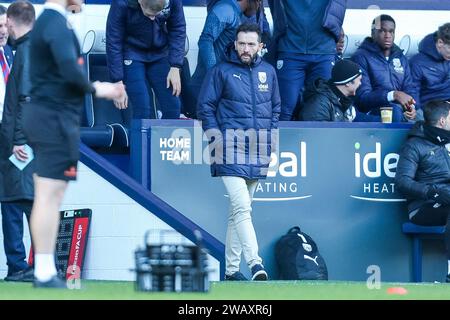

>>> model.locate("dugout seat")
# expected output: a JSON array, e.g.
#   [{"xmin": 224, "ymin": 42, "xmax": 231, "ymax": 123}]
[
  {"xmin": 402, "ymin": 222, "xmax": 445, "ymax": 282},
  {"xmin": 80, "ymin": 30, "xmax": 131, "ymax": 148}
]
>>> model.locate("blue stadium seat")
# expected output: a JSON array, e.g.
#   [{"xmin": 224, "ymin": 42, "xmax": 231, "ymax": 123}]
[
  {"xmin": 402, "ymin": 222, "xmax": 445, "ymax": 282},
  {"xmin": 80, "ymin": 30, "xmax": 131, "ymax": 149}
]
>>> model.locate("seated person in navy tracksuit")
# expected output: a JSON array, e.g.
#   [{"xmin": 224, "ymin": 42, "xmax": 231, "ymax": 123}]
[
  {"xmin": 351, "ymin": 14, "xmax": 417, "ymax": 123},
  {"xmin": 106, "ymin": 0, "xmax": 186, "ymax": 119},
  {"xmin": 410, "ymin": 23, "xmax": 450, "ymax": 111}
]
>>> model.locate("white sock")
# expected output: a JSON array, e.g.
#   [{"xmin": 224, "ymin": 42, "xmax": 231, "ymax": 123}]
[
  {"xmin": 34, "ymin": 254, "xmax": 57, "ymax": 282},
  {"xmin": 448, "ymin": 260, "xmax": 450, "ymax": 275}
]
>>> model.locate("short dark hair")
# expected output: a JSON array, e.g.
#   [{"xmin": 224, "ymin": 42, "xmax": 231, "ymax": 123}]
[
  {"xmin": 0, "ymin": 5, "xmax": 7, "ymax": 15},
  {"xmin": 7, "ymin": 1, "xmax": 35, "ymax": 26},
  {"xmin": 423, "ymin": 100, "xmax": 450, "ymax": 126},
  {"xmin": 436, "ymin": 23, "xmax": 450, "ymax": 45},
  {"xmin": 371, "ymin": 14, "xmax": 396, "ymax": 30},
  {"xmin": 236, "ymin": 23, "xmax": 261, "ymax": 42}
]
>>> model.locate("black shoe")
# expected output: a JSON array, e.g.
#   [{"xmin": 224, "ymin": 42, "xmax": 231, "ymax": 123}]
[
  {"xmin": 251, "ymin": 264, "xmax": 268, "ymax": 281},
  {"xmin": 4, "ymin": 267, "xmax": 34, "ymax": 282},
  {"xmin": 224, "ymin": 271, "xmax": 248, "ymax": 281},
  {"xmin": 446, "ymin": 274, "xmax": 450, "ymax": 283},
  {"xmin": 33, "ymin": 276, "xmax": 67, "ymax": 289}
]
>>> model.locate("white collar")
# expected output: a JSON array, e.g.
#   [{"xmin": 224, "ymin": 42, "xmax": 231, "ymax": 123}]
[{"xmin": 44, "ymin": 2, "xmax": 67, "ymax": 17}]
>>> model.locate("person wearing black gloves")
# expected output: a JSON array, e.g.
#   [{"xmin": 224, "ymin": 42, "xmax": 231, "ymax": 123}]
[{"xmin": 395, "ymin": 100, "xmax": 450, "ymax": 282}]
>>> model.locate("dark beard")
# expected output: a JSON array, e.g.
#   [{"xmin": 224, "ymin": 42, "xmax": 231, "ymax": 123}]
[{"xmin": 239, "ymin": 53, "xmax": 255, "ymax": 65}]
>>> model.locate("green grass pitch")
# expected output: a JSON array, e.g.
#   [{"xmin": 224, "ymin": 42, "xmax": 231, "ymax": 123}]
[{"xmin": 1, "ymin": 280, "xmax": 450, "ymax": 300}]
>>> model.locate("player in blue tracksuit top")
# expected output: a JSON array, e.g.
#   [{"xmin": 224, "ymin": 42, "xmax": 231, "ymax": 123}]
[
  {"xmin": 189, "ymin": 0, "xmax": 244, "ymax": 118},
  {"xmin": 106, "ymin": 0, "xmax": 186, "ymax": 119},
  {"xmin": 410, "ymin": 24, "xmax": 450, "ymax": 110},
  {"xmin": 268, "ymin": 0, "xmax": 346, "ymax": 120},
  {"xmin": 187, "ymin": 0, "xmax": 267, "ymax": 119},
  {"xmin": 197, "ymin": 23, "xmax": 280, "ymax": 282}
]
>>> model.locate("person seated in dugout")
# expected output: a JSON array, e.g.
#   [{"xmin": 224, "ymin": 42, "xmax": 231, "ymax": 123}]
[
  {"xmin": 395, "ymin": 100, "xmax": 450, "ymax": 283},
  {"xmin": 351, "ymin": 14, "xmax": 417, "ymax": 122},
  {"xmin": 295, "ymin": 59, "xmax": 380, "ymax": 122},
  {"xmin": 410, "ymin": 23, "xmax": 450, "ymax": 111}
]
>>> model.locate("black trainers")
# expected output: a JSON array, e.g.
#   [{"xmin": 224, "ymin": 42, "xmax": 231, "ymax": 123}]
[
  {"xmin": 446, "ymin": 274, "xmax": 450, "ymax": 283},
  {"xmin": 224, "ymin": 271, "xmax": 248, "ymax": 281},
  {"xmin": 33, "ymin": 276, "xmax": 67, "ymax": 289},
  {"xmin": 4, "ymin": 267, "xmax": 34, "ymax": 282},
  {"xmin": 251, "ymin": 264, "xmax": 268, "ymax": 281}
]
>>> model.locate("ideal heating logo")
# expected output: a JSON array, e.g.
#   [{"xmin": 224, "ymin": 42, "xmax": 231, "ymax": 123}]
[
  {"xmin": 158, "ymin": 130, "xmax": 311, "ymax": 202},
  {"xmin": 253, "ymin": 142, "xmax": 312, "ymax": 202},
  {"xmin": 352, "ymin": 142, "xmax": 406, "ymax": 202}
]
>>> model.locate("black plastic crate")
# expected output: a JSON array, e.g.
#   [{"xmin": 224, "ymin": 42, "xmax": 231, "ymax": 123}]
[{"xmin": 134, "ymin": 230, "xmax": 210, "ymax": 292}]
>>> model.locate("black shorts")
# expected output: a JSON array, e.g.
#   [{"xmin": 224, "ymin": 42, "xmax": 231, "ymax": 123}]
[
  {"xmin": 32, "ymin": 142, "xmax": 78, "ymax": 181},
  {"xmin": 23, "ymin": 101, "xmax": 81, "ymax": 181}
]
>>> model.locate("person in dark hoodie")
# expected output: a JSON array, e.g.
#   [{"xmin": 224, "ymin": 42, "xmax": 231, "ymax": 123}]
[
  {"xmin": 351, "ymin": 14, "xmax": 417, "ymax": 122},
  {"xmin": 395, "ymin": 100, "xmax": 450, "ymax": 283},
  {"xmin": 197, "ymin": 23, "xmax": 280, "ymax": 281},
  {"xmin": 0, "ymin": 0, "xmax": 35, "ymax": 283},
  {"xmin": 410, "ymin": 23, "xmax": 450, "ymax": 111},
  {"xmin": 298, "ymin": 59, "xmax": 363, "ymax": 122},
  {"xmin": 298, "ymin": 59, "xmax": 380, "ymax": 122}
]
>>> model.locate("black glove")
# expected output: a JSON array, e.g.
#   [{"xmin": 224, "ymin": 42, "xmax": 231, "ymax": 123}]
[{"xmin": 427, "ymin": 185, "xmax": 450, "ymax": 205}]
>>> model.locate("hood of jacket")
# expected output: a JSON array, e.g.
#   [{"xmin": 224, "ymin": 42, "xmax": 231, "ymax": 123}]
[
  {"xmin": 418, "ymin": 33, "xmax": 445, "ymax": 62},
  {"xmin": 303, "ymin": 78, "xmax": 340, "ymax": 106},
  {"xmin": 407, "ymin": 121, "xmax": 450, "ymax": 146},
  {"xmin": 408, "ymin": 121, "xmax": 426, "ymax": 139}
]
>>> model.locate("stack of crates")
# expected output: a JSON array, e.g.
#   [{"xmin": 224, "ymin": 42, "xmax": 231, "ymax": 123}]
[{"xmin": 134, "ymin": 230, "xmax": 210, "ymax": 292}]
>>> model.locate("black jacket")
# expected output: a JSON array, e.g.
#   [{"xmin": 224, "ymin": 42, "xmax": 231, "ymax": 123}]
[
  {"xmin": 395, "ymin": 121, "xmax": 450, "ymax": 212},
  {"xmin": 0, "ymin": 31, "xmax": 34, "ymax": 202},
  {"xmin": 298, "ymin": 78, "xmax": 355, "ymax": 122}
]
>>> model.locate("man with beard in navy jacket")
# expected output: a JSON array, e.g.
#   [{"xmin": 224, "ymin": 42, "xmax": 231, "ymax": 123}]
[
  {"xmin": 197, "ymin": 23, "xmax": 280, "ymax": 281},
  {"xmin": 352, "ymin": 15, "xmax": 417, "ymax": 122},
  {"xmin": 410, "ymin": 23, "xmax": 450, "ymax": 111}
]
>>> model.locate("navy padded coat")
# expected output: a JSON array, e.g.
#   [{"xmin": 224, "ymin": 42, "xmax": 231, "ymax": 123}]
[
  {"xmin": 410, "ymin": 33, "xmax": 450, "ymax": 109},
  {"xmin": 352, "ymin": 38, "xmax": 416, "ymax": 112},
  {"xmin": 106, "ymin": 0, "xmax": 186, "ymax": 82},
  {"xmin": 197, "ymin": 48, "xmax": 281, "ymax": 179}
]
